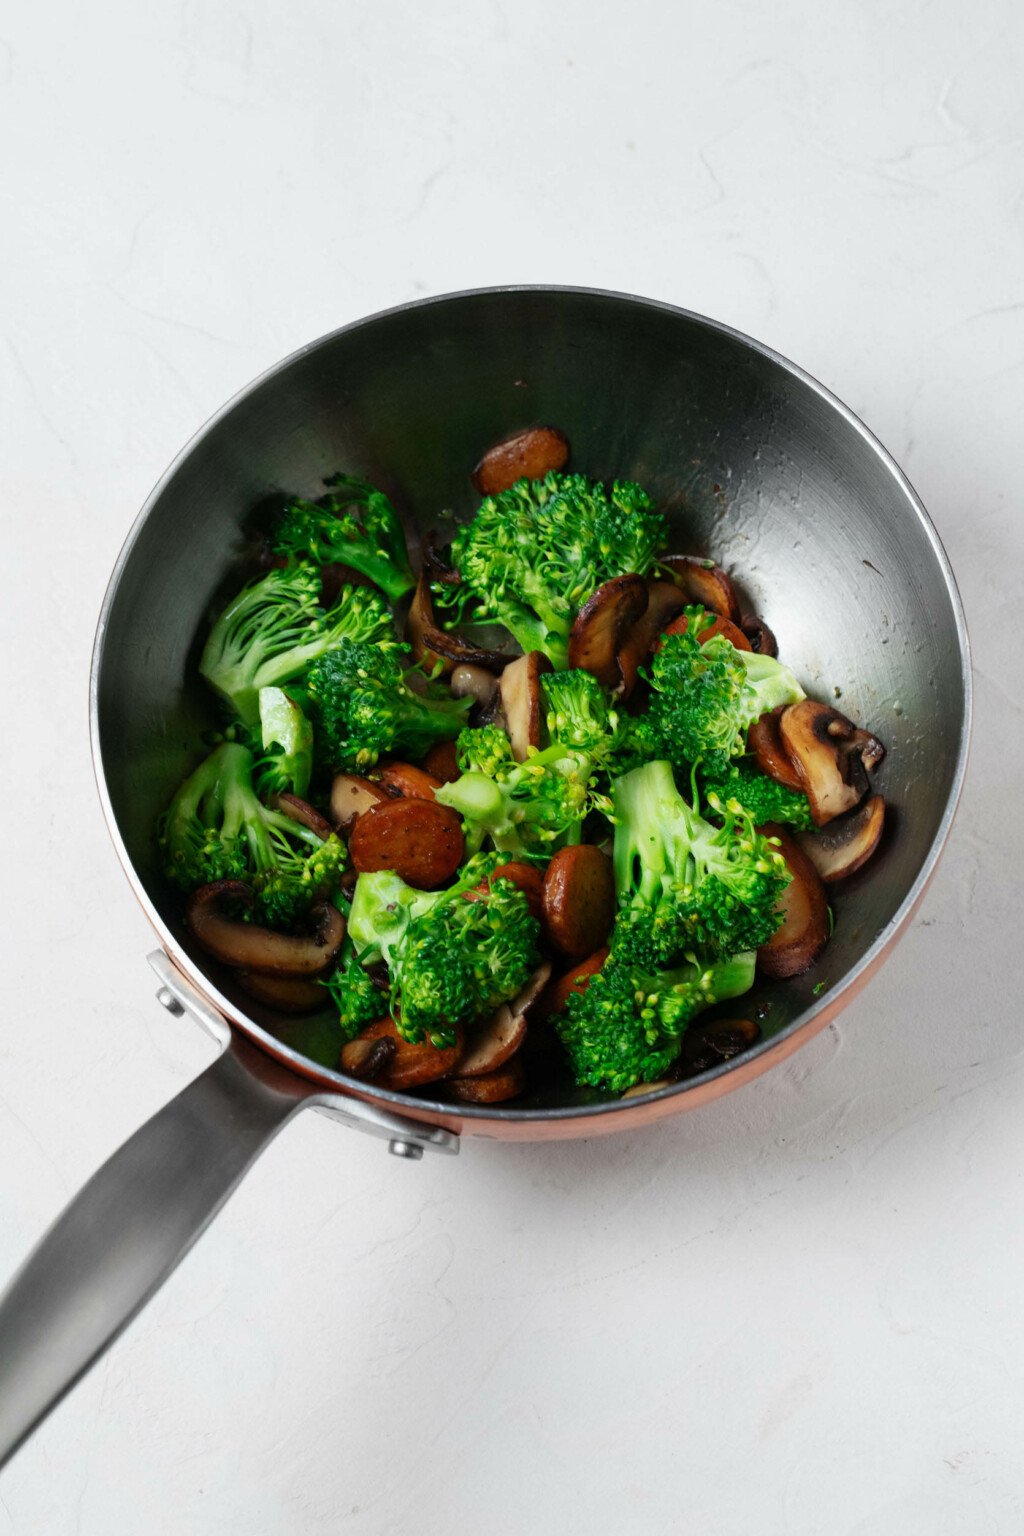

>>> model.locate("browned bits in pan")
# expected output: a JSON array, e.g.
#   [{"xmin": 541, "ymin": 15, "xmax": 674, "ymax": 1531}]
[
  {"xmin": 471, "ymin": 426, "xmax": 570, "ymax": 497},
  {"xmin": 348, "ymin": 797, "xmax": 465, "ymax": 887}
]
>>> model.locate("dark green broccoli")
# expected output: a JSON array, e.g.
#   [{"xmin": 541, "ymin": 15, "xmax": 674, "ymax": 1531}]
[
  {"xmin": 645, "ymin": 610, "xmax": 804, "ymax": 777},
  {"xmin": 699, "ymin": 759, "xmax": 814, "ymax": 831},
  {"xmin": 305, "ymin": 639, "xmax": 471, "ymax": 772},
  {"xmin": 347, "ymin": 858, "xmax": 540, "ymax": 1046},
  {"xmin": 437, "ymin": 736, "xmax": 602, "ymax": 858},
  {"xmin": 159, "ymin": 742, "xmax": 347, "ymax": 926},
  {"xmin": 556, "ymin": 907, "xmax": 756, "ymax": 1092},
  {"xmin": 323, "ymin": 941, "xmax": 389, "ymax": 1042},
  {"xmin": 613, "ymin": 759, "xmax": 790, "ymax": 959},
  {"xmin": 254, "ymin": 686, "xmax": 313, "ymax": 798},
  {"xmin": 439, "ymin": 472, "xmax": 666, "ymax": 668},
  {"xmin": 199, "ymin": 564, "xmax": 393, "ymax": 725},
  {"xmin": 272, "ymin": 474, "xmax": 415, "ymax": 603}
]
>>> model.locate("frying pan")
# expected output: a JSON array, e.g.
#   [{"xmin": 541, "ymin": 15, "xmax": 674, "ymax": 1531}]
[{"xmin": 0, "ymin": 286, "xmax": 971, "ymax": 1467}]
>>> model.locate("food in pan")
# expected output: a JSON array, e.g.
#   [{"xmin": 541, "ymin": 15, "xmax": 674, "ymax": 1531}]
[{"xmin": 158, "ymin": 427, "xmax": 887, "ymax": 1103}]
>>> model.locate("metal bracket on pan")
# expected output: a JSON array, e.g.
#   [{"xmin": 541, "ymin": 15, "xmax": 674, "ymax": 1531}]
[{"xmin": 147, "ymin": 951, "xmax": 460, "ymax": 1159}]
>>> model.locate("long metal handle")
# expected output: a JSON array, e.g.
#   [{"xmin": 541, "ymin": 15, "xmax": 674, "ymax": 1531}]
[{"xmin": 0, "ymin": 1037, "xmax": 310, "ymax": 1469}]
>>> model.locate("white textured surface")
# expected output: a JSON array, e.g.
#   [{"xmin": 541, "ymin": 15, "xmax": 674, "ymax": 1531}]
[{"xmin": 1, "ymin": 1, "xmax": 1021, "ymax": 1530}]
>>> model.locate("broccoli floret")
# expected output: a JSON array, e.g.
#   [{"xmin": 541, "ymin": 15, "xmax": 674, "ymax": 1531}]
[
  {"xmin": 612, "ymin": 759, "xmax": 790, "ymax": 958},
  {"xmin": 347, "ymin": 858, "xmax": 540, "ymax": 1046},
  {"xmin": 254, "ymin": 686, "xmax": 313, "ymax": 798},
  {"xmin": 323, "ymin": 941, "xmax": 388, "ymax": 1042},
  {"xmin": 439, "ymin": 472, "xmax": 666, "ymax": 668},
  {"xmin": 700, "ymin": 759, "xmax": 814, "ymax": 831},
  {"xmin": 199, "ymin": 565, "xmax": 393, "ymax": 726},
  {"xmin": 306, "ymin": 639, "xmax": 471, "ymax": 772},
  {"xmin": 272, "ymin": 474, "xmax": 415, "ymax": 603},
  {"xmin": 436, "ymin": 740, "xmax": 600, "ymax": 858},
  {"xmin": 541, "ymin": 670, "xmax": 658, "ymax": 779},
  {"xmin": 556, "ymin": 918, "xmax": 756, "ymax": 1092},
  {"xmin": 159, "ymin": 742, "xmax": 347, "ymax": 926},
  {"xmin": 456, "ymin": 723, "xmax": 516, "ymax": 777},
  {"xmin": 645, "ymin": 610, "xmax": 805, "ymax": 776}
]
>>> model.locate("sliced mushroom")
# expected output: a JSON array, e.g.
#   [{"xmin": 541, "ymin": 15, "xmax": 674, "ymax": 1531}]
[
  {"xmin": 186, "ymin": 882, "xmax": 346, "ymax": 976},
  {"xmin": 339, "ymin": 1033, "xmax": 396, "ymax": 1081},
  {"xmin": 472, "ymin": 425, "xmax": 570, "ymax": 496},
  {"xmin": 406, "ymin": 570, "xmax": 511, "ymax": 677},
  {"xmin": 756, "ymin": 826, "xmax": 830, "ymax": 979},
  {"xmin": 499, "ymin": 650, "xmax": 552, "ymax": 761},
  {"xmin": 622, "ymin": 1078, "xmax": 677, "ymax": 1099},
  {"xmin": 779, "ymin": 700, "xmax": 885, "ymax": 826},
  {"xmin": 456, "ymin": 1009, "xmax": 528, "ymax": 1079},
  {"xmin": 449, "ymin": 663, "xmax": 499, "ymax": 707},
  {"xmin": 678, "ymin": 1017, "xmax": 761, "ymax": 1076},
  {"xmin": 447, "ymin": 1056, "xmax": 526, "ymax": 1104},
  {"xmin": 373, "ymin": 761, "xmax": 443, "ymax": 801},
  {"xmin": 235, "ymin": 971, "xmax": 329, "ymax": 1014},
  {"xmin": 748, "ymin": 706, "xmax": 804, "ymax": 791},
  {"xmin": 659, "ymin": 555, "xmax": 740, "ymax": 620},
  {"xmin": 330, "ymin": 773, "xmax": 388, "ymax": 833},
  {"xmin": 657, "ymin": 610, "xmax": 752, "ymax": 653},
  {"xmin": 340, "ymin": 1016, "xmax": 463, "ymax": 1090},
  {"xmin": 616, "ymin": 580, "xmax": 687, "ymax": 696},
  {"xmin": 740, "ymin": 614, "xmax": 778, "ymax": 657},
  {"xmin": 273, "ymin": 792, "xmax": 335, "ymax": 841},
  {"xmin": 797, "ymin": 795, "xmax": 885, "ymax": 883},
  {"xmin": 567, "ymin": 574, "xmax": 649, "ymax": 692}
]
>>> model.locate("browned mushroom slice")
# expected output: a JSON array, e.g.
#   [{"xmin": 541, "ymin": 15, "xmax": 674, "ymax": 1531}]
[
  {"xmin": 659, "ymin": 555, "xmax": 740, "ymax": 619},
  {"xmin": 406, "ymin": 570, "xmax": 511, "ymax": 677},
  {"xmin": 273, "ymin": 792, "xmax": 335, "ymax": 841},
  {"xmin": 779, "ymin": 700, "xmax": 885, "ymax": 825},
  {"xmin": 472, "ymin": 425, "xmax": 570, "ymax": 496},
  {"xmin": 235, "ymin": 971, "xmax": 328, "ymax": 1014},
  {"xmin": 447, "ymin": 1055, "xmax": 526, "ymax": 1104},
  {"xmin": 340, "ymin": 1016, "xmax": 463, "ymax": 1090},
  {"xmin": 567, "ymin": 574, "xmax": 649, "ymax": 691},
  {"xmin": 330, "ymin": 773, "xmax": 388, "ymax": 833},
  {"xmin": 499, "ymin": 650, "xmax": 552, "ymax": 761},
  {"xmin": 616, "ymin": 580, "xmax": 688, "ymax": 696},
  {"xmin": 797, "ymin": 795, "xmax": 885, "ymax": 883},
  {"xmin": 739, "ymin": 614, "xmax": 778, "ymax": 657},
  {"xmin": 756, "ymin": 826, "xmax": 830, "ymax": 979},
  {"xmin": 457, "ymin": 1009, "xmax": 528, "ymax": 1079},
  {"xmin": 186, "ymin": 882, "xmax": 346, "ymax": 976},
  {"xmin": 622, "ymin": 1078, "xmax": 677, "ymax": 1099},
  {"xmin": 748, "ymin": 706, "xmax": 804, "ymax": 791},
  {"xmin": 339, "ymin": 1033, "xmax": 396, "ymax": 1081},
  {"xmin": 449, "ymin": 663, "xmax": 499, "ymax": 708}
]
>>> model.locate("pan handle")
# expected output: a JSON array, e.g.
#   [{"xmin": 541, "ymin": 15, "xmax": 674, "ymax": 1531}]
[{"xmin": 0, "ymin": 1035, "xmax": 323, "ymax": 1468}]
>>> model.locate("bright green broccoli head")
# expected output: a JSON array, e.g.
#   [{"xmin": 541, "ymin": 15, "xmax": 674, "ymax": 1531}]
[
  {"xmin": 346, "ymin": 857, "xmax": 540, "ymax": 1046},
  {"xmin": 305, "ymin": 639, "xmax": 471, "ymax": 772},
  {"xmin": 699, "ymin": 759, "xmax": 814, "ymax": 831},
  {"xmin": 199, "ymin": 565, "xmax": 394, "ymax": 725},
  {"xmin": 436, "ymin": 740, "xmax": 599, "ymax": 859},
  {"xmin": 541, "ymin": 670, "xmax": 660, "ymax": 781},
  {"xmin": 254, "ymin": 686, "xmax": 313, "ymax": 798},
  {"xmin": 159, "ymin": 741, "xmax": 347, "ymax": 926},
  {"xmin": 612, "ymin": 759, "xmax": 790, "ymax": 959},
  {"xmin": 456, "ymin": 723, "xmax": 516, "ymax": 777},
  {"xmin": 439, "ymin": 471, "xmax": 666, "ymax": 667},
  {"xmin": 645, "ymin": 610, "xmax": 805, "ymax": 776},
  {"xmin": 324, "ymin": 941, "xmax": 389, "ymax": 1042},
  {"xmin": 272, "ymin": 474, "xmax": 415, "ymax": 603}
]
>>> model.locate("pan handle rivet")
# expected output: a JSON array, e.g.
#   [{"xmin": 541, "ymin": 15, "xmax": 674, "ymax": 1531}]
[
  {"xmin": 388, "ymin": 1139, "xmax": 424, "ymax": 1160},
  {"xmin": 156, "ymin": 987, "xmax": 185, "ymax": 1016}
]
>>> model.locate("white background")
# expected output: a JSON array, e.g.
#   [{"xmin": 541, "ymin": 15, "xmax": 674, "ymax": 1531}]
[{"xmin": 1, "ymin": 2, "xmax": 1022, "ymax": 1532}]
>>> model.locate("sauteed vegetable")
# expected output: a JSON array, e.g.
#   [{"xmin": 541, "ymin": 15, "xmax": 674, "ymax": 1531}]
[{"xmin": 159, "ymin": 426, "xmax": 887, "ymax": 1102}]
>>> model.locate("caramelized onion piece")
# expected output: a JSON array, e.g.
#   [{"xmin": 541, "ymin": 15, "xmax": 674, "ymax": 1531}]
[
  {"xmin": 797, "ymin": 795, "xmax": 885, "ymax": 883},
  {"xmin": 186, "ymin": 882, "xmax": 346, "ymax": 976}
]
